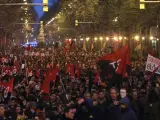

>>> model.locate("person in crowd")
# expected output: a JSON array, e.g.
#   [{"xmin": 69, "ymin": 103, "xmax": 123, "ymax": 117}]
[
  {"xmin": 0, "ymin": 104, "xmax": 7, "ymax": 120},
  {"xmin": 119, "ymin": 97, "xmax": 137, "ymax": 120},
  {"xmin": 61, "ymin": 106, "xmax": 76, "ymax": 120},
  {"xmin": 0, "ymin": 46, "xmax": 159, "ymax": 120},
  {"xmin": 108, "ymin": 87, "xmax": 121, "ymax": 120},
  {"xmin": 120, "ymin": 88, "xmax": 127, "ymax": 99}
]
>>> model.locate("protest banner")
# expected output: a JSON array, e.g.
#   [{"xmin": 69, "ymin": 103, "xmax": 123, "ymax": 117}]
[{"xmin": 145, "ymin": 54, "xmax": 160, "ymax": 75}]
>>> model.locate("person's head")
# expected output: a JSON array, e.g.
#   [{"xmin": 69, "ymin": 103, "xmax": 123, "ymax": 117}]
[
  {"xmin": 64, "ymin": 107, "xmax": 75, "ymax": 119},
  {"xmin": 132, "ymin": 91, "xmax": 138, "ymax": 100},
  {"xmin": 16, "ymin": 105, "xmax": 21, "ymax": 114},
  {"xmin": 34, "ymin": 116, "xmax": 39, "ymax": 120},
  {"xmin": 119, "ymin": 97, "xmax": 130, "ymax": 112},
  {"xmin": 71, "ymin": 92, "xmax": 78, "ymax": 101},
  {"xmin": 0, "ymin": 104, "xmax": 5, "ymax": 116},
  {"xmin": 120, "ymin": 88, "xmax": 127, "ymax": 98},
  {"xmin": 110, "ymin": 87, "xmax": 119, "ymax": 101},
  {"xmin": 92, "ymin": 92, "xmax": 98, "ymax": 100},
  {"xmin": 50, "ymin": 93, "xmax": 56, "ymax": 102},
  {"xmin": 98, "ymin": 90, "xmax": 105, "ymax": 101},
  {"xmin": 84, "ymin": 92, "xmax": 91, "ymax": 100}
]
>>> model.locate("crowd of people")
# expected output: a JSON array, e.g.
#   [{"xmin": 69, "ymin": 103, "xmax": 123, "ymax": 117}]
[{"xmin": 0, "ymin": 45, "xmax": 159, "ymax": 120}]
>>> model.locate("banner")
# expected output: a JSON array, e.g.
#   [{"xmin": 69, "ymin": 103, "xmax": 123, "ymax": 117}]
[
  {"xmin": 98, "ymin": 45, "xmax": 130, "ymax": 78},
  {"xmin": 145, "ymin": 54, "xmax": 160, "ymax": 75},
  {"xmin": 0, "ymin": 78, "xmax": 14, "ymax": 93}
]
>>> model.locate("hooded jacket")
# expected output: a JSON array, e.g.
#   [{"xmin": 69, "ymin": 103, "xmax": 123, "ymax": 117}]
[{"xmin": 119, "ymin": 97, "xmax": 137, "ymax": 120}]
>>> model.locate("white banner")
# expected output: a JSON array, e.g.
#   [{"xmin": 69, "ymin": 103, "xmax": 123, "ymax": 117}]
[{"xmin": 145, "ymin": 54, "xmax": 160, "ymax": 75}]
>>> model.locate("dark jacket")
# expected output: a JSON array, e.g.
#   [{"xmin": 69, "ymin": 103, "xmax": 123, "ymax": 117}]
[
  {"xmin": 91, "ymin": 100, "xmax": 109, "ymax": 120},
  {"xmin": 119, "ymin": 97, "xmax": 137, "ymax": 120},
  {"xmin": 75, "ymin": 101, "xmax": 93, "ymax": 120},
  {"xmin": 108, "ymin": 100, "xmax": 121, "ymax": 120}
]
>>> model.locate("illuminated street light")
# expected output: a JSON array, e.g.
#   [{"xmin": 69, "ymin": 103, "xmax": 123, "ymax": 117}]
[
  {"xmin": 119, "ymin": 36, "xmax": 122, "ymax": 40},
  {"xmin": 99, "ymin": 37, "xmax": 103, "ymax": 41},
  {"xmin": 94, "ymin": 37, "xmax": 98, "ymax": 41},
  {"xmin": 142, "ymin": 37, "xmax": 145, "ymax": 40},
  {"xmin": 86, "ymin": 37, "xmax": 90, "ymax": 41},
  {"xmin": 80, "ymin": 38, "xmax": 84, "ymax": 41},
  {"xmin": 150, "ymin": 36, "xmax": 154, "ymax": 40},
  {"xmin": 114, "ymin": 37, "xmax": 118, "ymax": 41},
  {"xmin": 134, "ymin": 35, "xmax": 139, "ymax": 41},
  {"xmin": 106, "ymin": 37, "xmax": 109, "ymax": 41}
]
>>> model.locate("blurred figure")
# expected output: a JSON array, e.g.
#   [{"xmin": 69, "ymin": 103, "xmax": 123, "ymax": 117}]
[
  {"xmin": 119, "ymin": 97, "xmax": 137, "ymax": 120},
  {"xmin": 61, "ymin": 107, "xmax": 76, "ymax": 120}
]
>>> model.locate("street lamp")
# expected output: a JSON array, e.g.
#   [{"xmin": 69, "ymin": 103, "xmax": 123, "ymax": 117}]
[
  {"xmin": 94, "ymin": 37, "xmax": 98, "ymax": 41},
  {"xmin": 106, "ymin": 37, "xmax": 109, "ymax": 41},
  {"xmin": 134, "ymin": 35, "xmax": 139, "ymax": 41},
  {"xmin": 86, "ymin": 37, "xmax": 90, "ymax": 41},
  {"xmin": 100, "ymin": 37, "xmax": 103, "ymax": 41},
  {"xmin": 142, "ymin": 37, "xmax": 145, "ymax": 40},
  {"xmin": 80, "ymin": 38, "xmax": 83, "ymax": 41},
  {"xmin": 150, "ymin": 36, "xmax": 154, "ymax": 40},
  {"xmin": 114, "ymin": 36, "xmax": 118, "ymax": 41},
  {"xmin": 119, "ymin": 36, "xmax": 122, "ymax": 41}
]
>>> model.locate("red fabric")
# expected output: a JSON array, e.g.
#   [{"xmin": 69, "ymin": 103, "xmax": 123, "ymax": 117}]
[
  {"xmin": 94, "ymin": 71, "xmax": 100, "ymax": 84},
  {"xmin": 149, "ymin": 48, "xmax": 156, "ymax": 56},
  {"xmin": 41, "ymin": 70, "xmax": 52, "ymax": 94},
  {"xmin": 116, "ymin": 45, "xmax": 130, "ymax": 77},
  {"xmin": 0, "ymin": 78, "xmax": 14, "ymax": 92},
  {"xmin": 50, "ymin": 65, "xmax": 59, "ymax": 82},
  {"xmin": 99, "ymin": 45, "xmax": 130, "ymax": 78},
  {"xmin": 66, "ymin": 64, "xmax": 75, "ymax": 78},
  {"xmin": 26, "ymin": 45, "xmax": 31, "ymax": 51},
  {"xmin": 3, "ymin": 66, "xmax": 9, "ymax": 75},
  {"xmin": 75, "ymin": 64, "xmax": 80, "ymax": 78},
  {"xmin": 36, "ymin": 68, "xmax": 40, "ymax": 78}
]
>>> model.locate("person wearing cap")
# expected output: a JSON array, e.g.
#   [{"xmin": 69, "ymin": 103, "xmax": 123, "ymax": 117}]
[{"xmin": 119, "ymin": 97, "xmax": 137, "ymax": 120}]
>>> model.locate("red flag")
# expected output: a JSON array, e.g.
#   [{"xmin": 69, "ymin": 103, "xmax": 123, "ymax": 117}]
[
  {"xmin": 98, "ymin": 45, "xmax": 130, "ymax": 78},
  {"xmin": 66, "ymin": 64, "xmax": 74, "ymax": 78},
  {"xmin": 26, "ymin": 44, "xmax": 31, "ymax": 51},
  {"xmin": 116, "ymin": 45, "xmax": 130, "ymax": 77},
  {"xmin": 36, "ymin": 68, "xmax": 40, "ymax": 78},
  {"xmin": 75, "ymin": 64, "xmax": 80, "ymax": 78},
  {"xmin": 0, "ymin": 78, "xmax": 14, "ymax": 92},
  {"xmin": 41, "ymin": 70, "xmax": 52, "ymax": 94},
  {"xmin": 50, "ymin": 65, "xmax": 59, "ymax": 82}
]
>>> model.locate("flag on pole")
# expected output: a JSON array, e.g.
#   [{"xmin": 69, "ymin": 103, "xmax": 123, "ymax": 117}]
[
  {"xmin": 98, "ymin": 45, "xmax": 130, "ymax": 79},
  {"xmin": 0, "ymin": 77, "xmax": 14, "ymax": 93}
]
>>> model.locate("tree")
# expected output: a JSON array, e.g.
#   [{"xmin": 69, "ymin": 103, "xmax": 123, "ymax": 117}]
[{"xmin": 53, "ymin": 0, "xmax": 160, "ymax": 35}]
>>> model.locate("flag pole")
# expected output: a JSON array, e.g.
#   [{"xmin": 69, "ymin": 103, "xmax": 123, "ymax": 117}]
[{"xmin": 59, "ymin": 75, "xmax": 68, "ymax": 100}]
